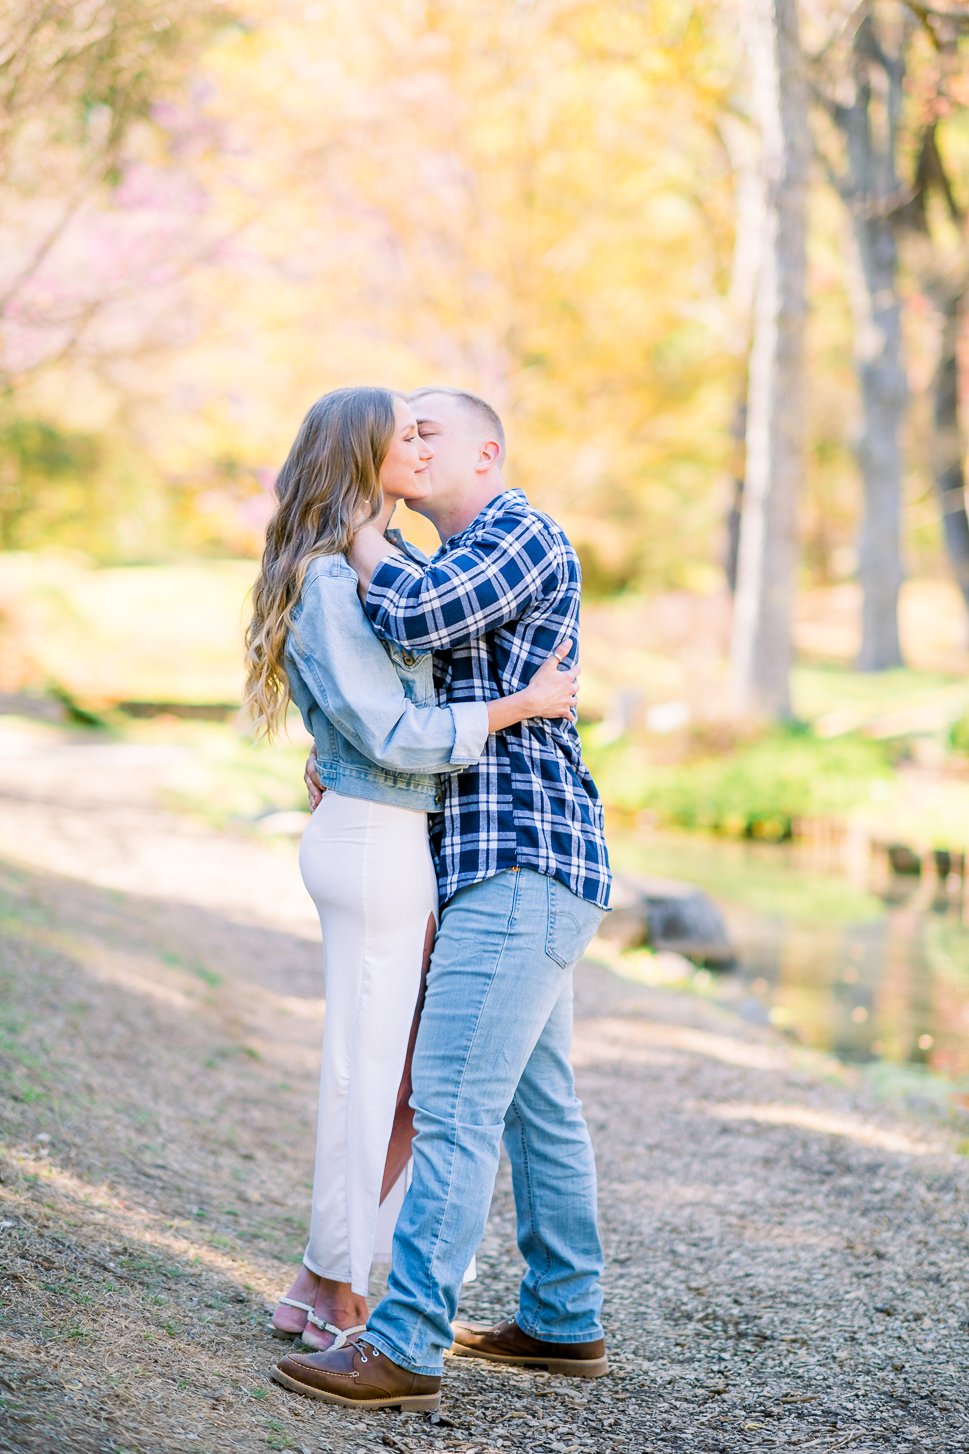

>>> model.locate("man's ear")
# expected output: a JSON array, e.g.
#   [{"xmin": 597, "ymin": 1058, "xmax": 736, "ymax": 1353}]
[{"xmin": 475, "ymin": 441, "xmax": 501, "ymax": 472}]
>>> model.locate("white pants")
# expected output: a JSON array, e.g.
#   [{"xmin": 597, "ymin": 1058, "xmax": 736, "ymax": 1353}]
[{"xmin": 299, "ymin": 790, "xmax": 437, "ymax": 1296}]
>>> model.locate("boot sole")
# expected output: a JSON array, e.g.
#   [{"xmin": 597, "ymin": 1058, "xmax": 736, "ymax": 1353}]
[
  {"xmin": 448, "ymin": 1344, "xmax": 608, "ymax": 1379},
  {"xmin": 270, "ymin": 1365, "xmax": 441, "ymax": 1410}
]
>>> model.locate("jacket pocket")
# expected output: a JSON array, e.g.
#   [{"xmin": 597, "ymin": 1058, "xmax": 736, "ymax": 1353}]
[{"xmin": 384, "ymin": 641, "xmax": 436, "ymax": 705}]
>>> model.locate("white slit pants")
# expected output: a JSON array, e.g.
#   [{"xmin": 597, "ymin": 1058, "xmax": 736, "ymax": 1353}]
[{"xmin": 299, "ymin": 790, "xmax": 436, "ymax": 1297}]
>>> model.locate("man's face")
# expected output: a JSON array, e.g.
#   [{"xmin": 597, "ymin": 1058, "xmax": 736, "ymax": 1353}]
[{"xmin": 409, "ymin": 394, "xmax": 481, "ymax": 503}]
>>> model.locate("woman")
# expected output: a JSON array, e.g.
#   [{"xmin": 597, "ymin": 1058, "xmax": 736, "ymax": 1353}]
[{"xmin": 243, "ymin": 386, "xmax": 578, "ymax": 1352}]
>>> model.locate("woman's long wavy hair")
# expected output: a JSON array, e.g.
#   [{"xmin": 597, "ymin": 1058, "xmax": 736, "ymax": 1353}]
[{"xmin": 244, "ymin": 386, "xmax": 397, "ymax": 739}]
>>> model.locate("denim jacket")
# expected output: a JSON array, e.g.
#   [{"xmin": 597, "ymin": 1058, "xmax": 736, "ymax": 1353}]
[{"xmin": 285, "ymin": 551, "xmax": 489, "ymax": 810}]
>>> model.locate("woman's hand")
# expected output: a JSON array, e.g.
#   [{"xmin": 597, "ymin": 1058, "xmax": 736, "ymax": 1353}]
[
  {"xmin": 304, "ymin": 748, "xmax": 326, "ymax": 809},
  {"xmin": 519, "ymin": 639, "xmax": 579, "ymax": 721}
]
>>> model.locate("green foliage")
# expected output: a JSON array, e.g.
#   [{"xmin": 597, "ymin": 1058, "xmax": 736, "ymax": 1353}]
[
  {"xmin": 585, "ymin": 725, "xmax": 895, "ymax": 840},
  {"xmin": 948, "ymin": 712, "xmax": 969, "ymax": 757},
  {"xmin": 0, "ymin": 419, "xmax": 101, "ymax": 552},
  {"xmin": 575, "ymin": 540, "xmax": 643, "ymax": 599}
]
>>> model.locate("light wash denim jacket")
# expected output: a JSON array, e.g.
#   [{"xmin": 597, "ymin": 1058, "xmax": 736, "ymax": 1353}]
[{"xmin": 285, "ymin": 550, "xmax": 489, "ymax": 810}]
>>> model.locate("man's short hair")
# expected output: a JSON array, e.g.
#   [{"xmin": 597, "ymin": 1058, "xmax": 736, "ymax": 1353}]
[{"xmin": 407, "ymin": 386, "xmax": 506, "ymax": 459}]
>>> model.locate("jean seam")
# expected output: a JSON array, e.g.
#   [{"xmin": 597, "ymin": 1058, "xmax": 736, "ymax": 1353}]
[
  {"xmin": 544, "ymin": 876, "xmax": 558, "ymax": 964},
  {"xmin": 399, "ymin": 870, "xmax": 522, "ymax": 1365},
  {"xmin": 509, "ymin": 1090, "xmax": 553, "ymax": 1316}
]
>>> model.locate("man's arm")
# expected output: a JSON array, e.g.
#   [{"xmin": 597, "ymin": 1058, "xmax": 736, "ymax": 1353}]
[{"xmin": 350, "ymin": 512, "xmax": 565, "ymax": 653}]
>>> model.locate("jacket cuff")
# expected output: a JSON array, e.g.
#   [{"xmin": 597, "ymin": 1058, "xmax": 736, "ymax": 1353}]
[{"xmin": 448, "ymin": 702, "xmax": 490, "ymax": 767}]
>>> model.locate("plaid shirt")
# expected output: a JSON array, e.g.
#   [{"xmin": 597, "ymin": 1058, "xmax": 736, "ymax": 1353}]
[{"xmin": 364, "ymin": 489, "xmax": 611, "ymax": 911}]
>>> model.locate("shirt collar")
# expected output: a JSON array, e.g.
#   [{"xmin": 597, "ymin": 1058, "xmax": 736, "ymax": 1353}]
[{"xmin": 438, "ymin": 488, "xmax": 529, "ymax": 554}]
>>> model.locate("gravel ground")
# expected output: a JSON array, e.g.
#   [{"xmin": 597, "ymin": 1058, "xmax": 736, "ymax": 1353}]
[{"xmin": 1, "ymin": 721, "xmax": 967, "ymax": 1453}]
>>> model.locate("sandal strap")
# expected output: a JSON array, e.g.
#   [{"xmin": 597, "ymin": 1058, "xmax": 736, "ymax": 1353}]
[
  {"xmin": 329, "ymin": 1323, "xmax": 367, "ymax": 1349},
  {"xmin": 276, "ymin": 1298, "xmax": 315, "ymax": 1315},
  {"xmin": 304, "ymin": 1312, "xmax": 367, "ymax": 1348}
]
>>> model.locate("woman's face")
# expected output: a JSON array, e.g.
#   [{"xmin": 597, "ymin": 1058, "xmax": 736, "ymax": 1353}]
[{"xmin": 379, "ymin": 397, "xmax": 434, "ymax": 502}]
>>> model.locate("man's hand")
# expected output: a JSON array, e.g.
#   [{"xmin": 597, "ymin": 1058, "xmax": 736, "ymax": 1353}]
[
  {"xmin": 347, "ymin": 523, "xmax": 400, "ymax": 600},
  {"xmin": 304, "ymin": 748, "xmax": 326, "ymax": 810}
]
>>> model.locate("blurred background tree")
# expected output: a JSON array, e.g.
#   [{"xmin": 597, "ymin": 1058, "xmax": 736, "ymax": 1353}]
[
  {"xmin": 730, "ymin": 0, "xmax": 808, "ymax": 719},
  {"xmin": 1, "ymin": 0, "xmax": 968, "ymax": 673}
]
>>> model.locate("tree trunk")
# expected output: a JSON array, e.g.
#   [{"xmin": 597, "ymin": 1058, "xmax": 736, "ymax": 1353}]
[
  {"xmin": 731, "ymin": 0, "xmax": 808, "ymax": 719},
  {"xmin": 723, "ymin": 393, "xmax": 746, "ymax": 595},
  {"xmin": 831, "ymin": 10, "xmax": 908, "ymax": 670},
  {"xmin": 901, "ymin": 114, "xmax": 969, "ymax": 631},
  {"xmin": 850, "ymin": 217, "xmax": 906, "ymax": 669},
  {"xmin": 932, "ymin": 290, "xmax": 969, "ymax": 614},
  {"xmin": 720, "ymin": 110, "xmax": 764, "ymax": 596}
]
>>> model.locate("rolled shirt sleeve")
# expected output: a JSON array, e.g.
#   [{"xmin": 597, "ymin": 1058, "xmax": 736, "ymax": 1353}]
[{"xmin": 448, "ymin": 700, "xmax": 490, "ymax": 767}]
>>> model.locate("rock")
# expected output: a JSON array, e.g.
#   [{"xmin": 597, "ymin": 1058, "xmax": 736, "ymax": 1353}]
[
  {"xmin": 599, "ymin": 872, "xmax": 735, "ymax": 967},
  {"xmin": 886, "ymin": 842, "xmax": 922, "ymax": 876}
]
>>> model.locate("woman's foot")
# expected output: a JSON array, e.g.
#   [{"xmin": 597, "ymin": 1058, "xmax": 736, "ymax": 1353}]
[
  {"xmin": 300, "ymin": 1276, "xmax": 369, "ymax": 1351},
  {"xmin": 270, "ymin": 1264, "xmax": 321, "ymax": 1337}
]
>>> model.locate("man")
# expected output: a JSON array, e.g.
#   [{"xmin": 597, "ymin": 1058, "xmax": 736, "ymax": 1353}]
[{"xmin": 272, "ymin": 388, "xmax": 611, "ymax": 1412}]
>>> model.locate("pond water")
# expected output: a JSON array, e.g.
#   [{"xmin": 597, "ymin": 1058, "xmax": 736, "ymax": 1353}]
[{"xmin": 612, "ymin": 829, "xmax": 969, "ymax": 1080}]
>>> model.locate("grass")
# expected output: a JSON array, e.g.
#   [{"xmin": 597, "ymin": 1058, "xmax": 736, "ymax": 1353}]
[
  {"xmin": 584, "ymin": 723, "xmax": 897, "ymax": 841},
  {"xmin": 0, "ymin": 551, "xmax": 256, "ymax": 706},
  {"xmin": 159, "ymin": 949, "xmax": 224, "ymax": 988},
  {"xmin": 792, "ymin": 661, "xmax": 968, "ymax": 727},
  {"xmin": 608, "ymin": 827, "xmax": 884, "ymax": 925}
]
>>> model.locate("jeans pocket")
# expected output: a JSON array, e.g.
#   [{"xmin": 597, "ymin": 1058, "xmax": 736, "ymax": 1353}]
[{"xmin": 544, "ymin": 877, "xmax": 602, "ymax": 969}]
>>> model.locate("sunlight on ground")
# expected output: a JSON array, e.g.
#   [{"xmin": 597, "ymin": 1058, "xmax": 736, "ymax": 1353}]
[
  {"xmin": 1, "ymin": 1153, "xmax": 285, "ymax": 1302},
  {"xmin": 573, "ymin": 1014, "xmax": 791, "ymax": 1075},
  {"xmin": 709, "ymin": 1102, "xmax": 938, "ymax": 1156}
]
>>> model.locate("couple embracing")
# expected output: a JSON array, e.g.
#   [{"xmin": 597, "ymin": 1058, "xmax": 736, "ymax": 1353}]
[{"xmin": 244, "ymin": 385, "xmax": 612, "ymax": 1414}]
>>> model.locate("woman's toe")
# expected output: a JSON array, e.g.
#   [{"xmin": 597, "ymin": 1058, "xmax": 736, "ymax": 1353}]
[{"xmin": 271, "ymin": 1306, "xmax": 306, "ymax": 1334}]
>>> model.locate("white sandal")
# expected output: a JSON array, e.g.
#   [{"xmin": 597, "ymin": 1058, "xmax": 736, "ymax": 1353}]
[
  {"xmin": 300, "ymin": 1311, "xmax": 367, "ymax": 1350},
  {"xmin": 267, "ymin": 1296, "xmax": 315, "ymax": 1340}
]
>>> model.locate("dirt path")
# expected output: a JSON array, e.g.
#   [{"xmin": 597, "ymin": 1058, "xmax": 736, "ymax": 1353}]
[{"xmin": 1, "ymin": 720, "xmax": 967, "ymax": 1454}]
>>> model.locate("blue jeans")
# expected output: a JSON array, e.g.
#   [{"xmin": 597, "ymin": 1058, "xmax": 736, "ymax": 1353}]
[{"xmin": 365, "ymin": 868, "xmax": 606, "ymax": 1376}]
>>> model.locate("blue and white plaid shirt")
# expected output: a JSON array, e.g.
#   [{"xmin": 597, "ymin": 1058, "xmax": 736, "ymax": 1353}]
[{"xmin": 364, "ymin": 489, "xmax": 611, "ymax": 911}]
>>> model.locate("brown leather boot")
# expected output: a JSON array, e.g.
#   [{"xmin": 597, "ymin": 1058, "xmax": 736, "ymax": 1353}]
[
  {"xmin": 449, "ymin": 1318, "xmax": 608, "ymax": 1378},
  {"xmin": 271, "ymin": 1339, "xmax": 441, "ymax": 1410}
]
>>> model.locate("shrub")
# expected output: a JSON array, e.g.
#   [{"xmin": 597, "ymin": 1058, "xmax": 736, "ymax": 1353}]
[{"xmin": 583, "ymin": 724, "xmax": 894, "ymax": 840}]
